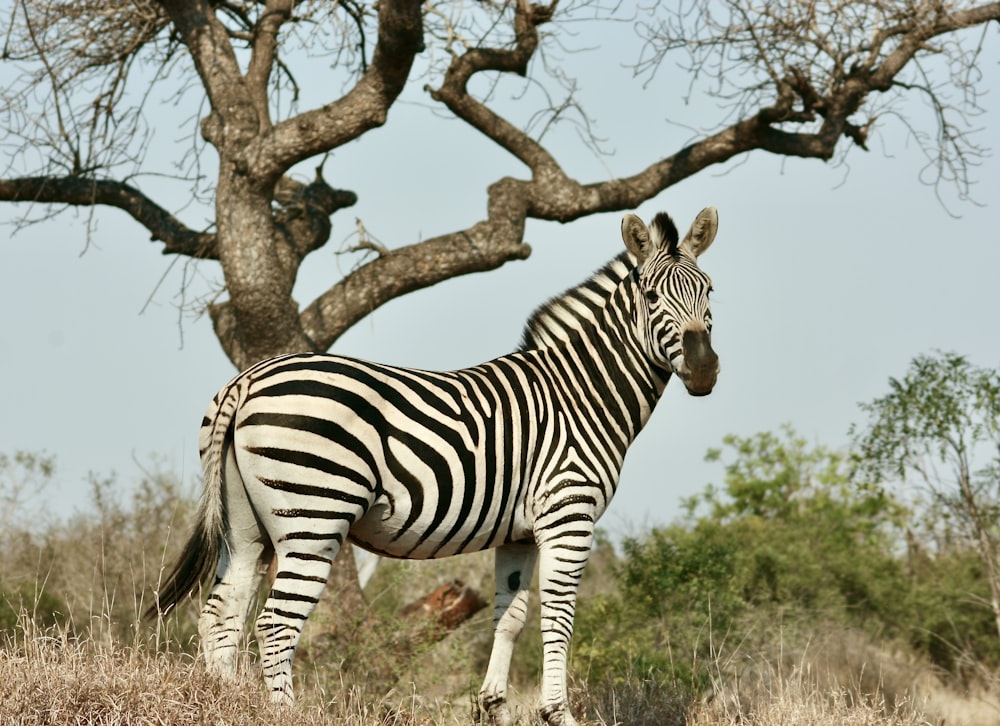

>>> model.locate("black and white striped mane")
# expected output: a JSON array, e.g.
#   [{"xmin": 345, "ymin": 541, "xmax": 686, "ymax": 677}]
[
  {"xmin": 650, "ymin": 211, "xmax": 681, "ymax": 257},
  {"xmin": 518, "ymin": 252, "xmax": 635, "ymax": 351},
  {"xmin": 518, "ymin": 212, "xmax": 681, "ymax": 352}
]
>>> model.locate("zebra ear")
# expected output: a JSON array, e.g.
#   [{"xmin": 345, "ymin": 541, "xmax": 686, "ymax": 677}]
[
  {"xmin": 621, "ymin": 213, "xmax": 652, "ymax": 262},
  {"xmin": 680, "ymin": 206, "xmax": 718, "ymax": 259}
]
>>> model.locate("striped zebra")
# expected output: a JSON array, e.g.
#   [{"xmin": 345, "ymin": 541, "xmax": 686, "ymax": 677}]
[{"xmin": 150, "ymin": 207, "xmax": 720, "ymax": 726}]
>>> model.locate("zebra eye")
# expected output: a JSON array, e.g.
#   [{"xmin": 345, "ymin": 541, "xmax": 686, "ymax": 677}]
[{"xmin": 645, "ymin": 290, "xmax": 659, "ymax": 304}]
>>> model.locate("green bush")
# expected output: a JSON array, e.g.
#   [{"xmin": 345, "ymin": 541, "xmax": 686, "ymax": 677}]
[
  {"xmin": 572, "ymin": 426, "xmax": 999, "ymax": 691},
  {"xmin": 903, "ymin": 547, "xmax": 1000, "ymax": 676},
  {"xmin": 0, "ymin": 579, "xmax": 68, "ymax": 637}
]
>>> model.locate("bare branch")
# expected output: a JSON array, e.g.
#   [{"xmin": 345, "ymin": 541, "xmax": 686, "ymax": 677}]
[
  {"xmin": 260, "ymin": 0, "xmax": 424, "ymax": 180},
  {"xmin": 428, "ymin": 1, "xmax": 562, "ymax": 177},
  {"xmin": 869, "ymin": 2, "xmax": 1000, "ymax": 90},
  {"xmin": 245, "ymin": 0, "xmax": 295, "ymax": 132},
  {"xmin": 157, "ymin": 0, "xmax": 262, "ymax": 154},
  {"xmin": 634, "ymin": 0, "xmax": 1000, "ymax": 197},
  {"xmin": 0, "ymin": 175, "xmax": 216, "ymax": 258},
  {"xmin": 300, "ymin": 177, "xmax": 531, "ymax": 351}
]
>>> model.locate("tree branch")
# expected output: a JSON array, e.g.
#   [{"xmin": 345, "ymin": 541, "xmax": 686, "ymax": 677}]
[
  {"xmin": 272, "ymin": 172, "xmax": 359, "ymax": 261},
  {"xmin": 634, "ymin": 1, "xmax": 1000, "ymax": 197},
  {"xmin": 0, "ymin": 176, "xmax": 216, "ymax": 258},
  {"xmin": 869, "ymin": 2, "xmax": 1000, "ymax": 91},
  {"xmin": 299, "ymin": 177, "xmax": 531, "ymax": 351},
  {"xmin": 157, "ymin": 0, "xmax": 267, "ymax": 165},
  {"xmin": 428, "ymin": 1, "xmax": 561, "ymax": 177},
  {"xmin": 291, "ymin": 0, "xmax": 861, "ymax": 350},
  {"xmin": 260, "ymin": 0, "xmax": 424, "ymax": 180},
  {"xmin": 250, "ymin": 0, "xmax": 1000, "ymax": 356},
  {"xmin": 245, "ymin": 0, "xmax": 295, "ymax": 133}
]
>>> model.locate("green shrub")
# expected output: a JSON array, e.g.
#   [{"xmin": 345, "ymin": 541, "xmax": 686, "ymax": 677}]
[
  {"xmin": 0, "ymin": 578, "xmax": 68, "ymax": 637},
  {"xmin": 571, "ymin": 426, "xmax": 1000, "ymax": 691}
]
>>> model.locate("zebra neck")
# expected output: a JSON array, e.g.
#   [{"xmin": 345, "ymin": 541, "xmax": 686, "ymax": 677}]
[{"xmin": 559, "ymin": 280, "xmax": 671, "ymax": 444}]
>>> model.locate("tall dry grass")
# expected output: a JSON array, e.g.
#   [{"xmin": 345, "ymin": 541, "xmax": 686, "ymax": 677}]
[
  {"xmin": 7, "ymin": 609, "xmax": 997, "ymax": 726},
  {"xmin": 1, "ymin": 615, "xmax": 453, "ymax": 726}
]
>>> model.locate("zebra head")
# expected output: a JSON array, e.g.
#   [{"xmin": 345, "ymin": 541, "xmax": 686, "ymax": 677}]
[{"xmin": 621, "ymin": 207, "xmax": 720, "ymax": 396}]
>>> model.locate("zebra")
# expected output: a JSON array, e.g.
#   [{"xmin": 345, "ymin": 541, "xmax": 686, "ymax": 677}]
[{"xmin": 149, "ymin": 207, "xmax": 720, "ymax": 726}]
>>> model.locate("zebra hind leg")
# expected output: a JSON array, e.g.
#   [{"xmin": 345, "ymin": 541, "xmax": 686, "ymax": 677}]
[
  {"xmin": 198, "ymin": 535, "xmax": 268, "ymax": 678},
  {"xmin": 253, "ymin": 538, "xmax": 340, "ymax": 703},
  {"xmin": 479, "ymin": 541, "xmax": 538, "ymax": 726},
  {"xmin": 198, "ymin": 449, "xmax": 268, "ymax": 678}
]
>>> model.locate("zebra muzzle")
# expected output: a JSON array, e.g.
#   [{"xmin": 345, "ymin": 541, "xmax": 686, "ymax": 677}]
[{"xmin": 679, "ymin": 329, "xmax": 719, "ymax": 396}]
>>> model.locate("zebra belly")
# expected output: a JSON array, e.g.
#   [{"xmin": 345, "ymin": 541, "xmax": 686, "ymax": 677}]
[{"xmin": 349, "ymin": 495, "xmax": 525, "ymax": 560}]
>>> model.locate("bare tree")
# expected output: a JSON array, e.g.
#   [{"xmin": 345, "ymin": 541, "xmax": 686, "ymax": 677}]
[{"xmin": 1, "ymin": 0, "xmax": 997, "ymax": 615}]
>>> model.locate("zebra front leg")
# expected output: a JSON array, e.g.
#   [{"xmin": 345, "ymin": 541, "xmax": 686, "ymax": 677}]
[
  {"xmin": 536, "ymin": 530, "xmax": 593, "ymax": 726},
  {"xmin": 479, "ymin": 541, "xmax": 538, "ymax": 726}
]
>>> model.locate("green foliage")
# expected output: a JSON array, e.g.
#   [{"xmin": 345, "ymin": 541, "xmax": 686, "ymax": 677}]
[
  {"xmin": 572, "ymin": 522, "xmax": 746, "ymax": 689},
  {"xmin": 852, "ymin": 351, "xmax": 1000, "ymax": 544},
  {"xmin": 0, "ymin": 578, "xmax": 67, "ymax": 636},
  {"xmin": 687, "ymin": 427, "xmax": 907, "ymax": 622},
  {"xmin": 699, "ymin": 425, "xmax": 897, "ymax": 522},
  {"xmin": 853, "ymin": 352, "xmax": 1000, "ymax": 478},
  {"xmin": 0, "ymin": 451, "xmax": 68, "ymax": 638},
  {"xmin": 571, "ymin": 423, "xmax": 1000, "ymax": 691},
  {"xmin": 851, "ymin": 352, "xmax": 1000, "ymax": 667},
  {"xmin": 618, "ymin": 526, "xmax": 737, "ymax": 617},
  {"xmin": 904, "ymin": 547, "xmax": 998, "ymax": 675},
  {"xmin": 0, "ymin": 450, "xmax": 57, "ymax": 534}
]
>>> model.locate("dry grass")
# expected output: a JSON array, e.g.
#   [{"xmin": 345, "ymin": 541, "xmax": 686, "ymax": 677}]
[
  {"xmin": 5, "ymin": 464, "xmax": 999, "ymax": 724},
  {"xmin": 4, "ymin": 555, "xmax": 1000, "ymax": 726},
  {"xmin": 690, "ymin": 683, "xmax": 930, "ymax": 726},
  {"xmin": 0, "ymin": 619, "xmax": 444, "ymax": 726},
  {"xmin": 571, "ymin": 664, "xmax": 943, "ymax": 726},
  {"xmin": 1, "ymin": 490, "xmax": 996, "ymax": 726},
  {"xmin": 4, "ymin": 615, "xmax": 1000, "ymax": 726},
  {"xmin": 689, "ymin": 628, "xmax": 1000, "ymax": 726}
]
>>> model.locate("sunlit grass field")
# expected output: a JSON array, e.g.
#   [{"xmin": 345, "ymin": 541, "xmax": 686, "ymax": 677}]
[{"xmin": 5, "ymin": 612, "xmax": 987, "ymax": 725}]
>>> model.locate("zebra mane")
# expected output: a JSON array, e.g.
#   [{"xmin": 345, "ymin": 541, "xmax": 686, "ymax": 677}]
[
  {"xmin": 518, "ymin": 251, "xmax": 637, "ymax": 351},
  {"xmin": 650, "ymin": 212, "xmax": 680, "ymax": 256}
]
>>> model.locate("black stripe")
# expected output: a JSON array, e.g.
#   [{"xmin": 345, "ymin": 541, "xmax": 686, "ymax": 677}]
[
  {"xmin": 260, "ymin": 477, "xmax": 370, "ymax": 508},
  {"xmin": 274, "ymin": 570, "xmax": 328, "ymax": 584},
  {"xmin": 269, "ymin": 589, "xmax": 320, "ymax": 604},
  {"xmin": 279, "ymin": 531, "xmax": 345, "ymax": 544},
  {"xmin": 286, "ymin": 552, "xmax": 332, "ymax": 564},
  {"xmin": 272, "ymin": 508, "xmax": 356, "ymax": 520}
]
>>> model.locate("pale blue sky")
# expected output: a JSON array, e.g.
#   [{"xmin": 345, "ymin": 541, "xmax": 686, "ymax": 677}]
[{"xmin": 1, "ymin": 13, "xmax": 997, "ymax": 540}]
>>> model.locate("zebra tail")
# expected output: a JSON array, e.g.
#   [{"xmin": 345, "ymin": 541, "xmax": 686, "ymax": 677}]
[
  {"xmin": 145, "ymin": 379, "xmax": 242, "ymax": 620},
  {"xmin": 145, "ymin": 505, "xmax": 221, "ymax": 620}
]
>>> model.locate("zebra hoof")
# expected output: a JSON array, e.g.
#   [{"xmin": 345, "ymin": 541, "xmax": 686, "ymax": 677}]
[
  {"xmin": 267, "ymin": 684, "xmax": 295, "ymax": 706},
  {"xmin": 539, "ymin": 702, "xmax": 579, "ymax": 726},
  {"xmin": 479, "ymin": 699, "xmax": 513, "ymax": 726}
]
